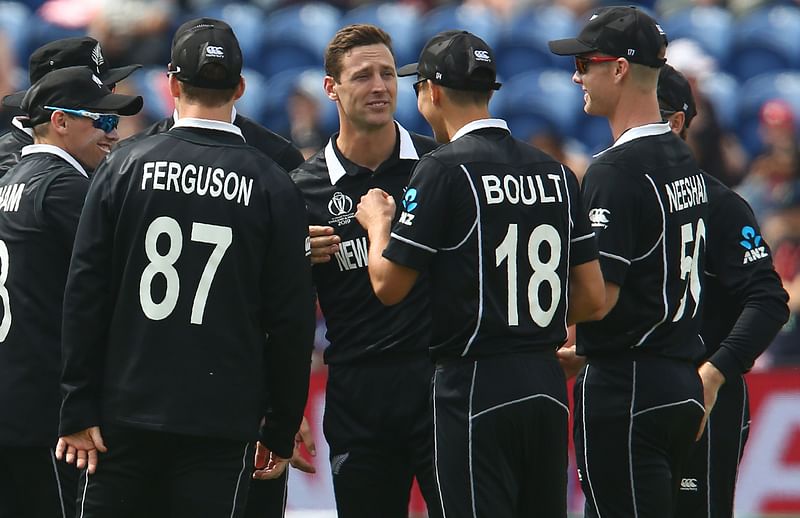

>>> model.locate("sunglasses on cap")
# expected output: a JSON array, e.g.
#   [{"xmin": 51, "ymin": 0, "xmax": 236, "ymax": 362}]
[
  {"xmin": 574, "ymin": 55, "xmax": 618, "ymax": 75},
  {"xmin": 44, "ymin": 106, "xmax": 120, "ymax": 134}
]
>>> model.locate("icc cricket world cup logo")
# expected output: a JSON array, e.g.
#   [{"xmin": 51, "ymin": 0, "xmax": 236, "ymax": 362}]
[{"xmin": 328, "ymin": 192, "xmax": 354, "ymax": 216}]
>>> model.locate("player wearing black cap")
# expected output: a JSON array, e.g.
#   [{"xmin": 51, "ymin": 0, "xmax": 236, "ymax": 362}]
[
  {"xmin": 0, "ymin": 37, "xmax": 141, "ymax": 176},
  {"xmin": 119, "ymin": 18, "xmax": 303, "ymax": 176},
  {"xmin": 56, "ymin": 19, "xmax": 314, "ymax": 518},
  {"xmin": 357, "ymin": 30, "xmax": 605, "ymax": 518},
  {"xmin": 657, "ymin": 64, "xmax": 789, "ymax": 518},
  {"xmin": 290, "ymin": 24, "xmax": 442, "ymax": 518},
  {"xmin": 0, "ymin": 66, "xmax": 141, "ymax": 518},
  {"xmin": 549, "ymin": 7, "xmax": 710, "ymax": 518}
]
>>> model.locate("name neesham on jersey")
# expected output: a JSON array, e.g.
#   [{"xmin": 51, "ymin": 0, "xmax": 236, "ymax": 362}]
[
  {"xmin": 665, "ymin": 174, "xmax": 708, "ymax": 213},
  {"xmin": 0, "ymin": 183, "xmax": 24, "ymax": 212},
  {"xmin": 141, "ymin": 161, "xmax": 254, "ymax": 207},
  {"xmin": 481, "ymin": 173, "xmax": 564, "ymax": 205}
]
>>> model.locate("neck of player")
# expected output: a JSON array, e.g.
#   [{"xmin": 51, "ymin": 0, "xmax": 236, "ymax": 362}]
[
  {"xmin": 607, "ymin": 92, "xmax": 662, "ymax": 142},
  {"xmin": 440, "ymin": 105, "xmax": 492, "ymax": 143},
  {"xmin": 336, "ymin": 119, "xmax": 397, "ymax": 172},
  {"xmin": 175, "ymin": 100, "xmax": 236, "ymax": 124}
]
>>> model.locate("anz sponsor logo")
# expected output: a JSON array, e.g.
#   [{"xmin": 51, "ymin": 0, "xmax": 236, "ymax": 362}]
[
  {"xmin": 399, "ymin": 187, "xmax": 418, "ymax": 226},
  {"xmin": 740, "ymin": 225, "xmax": 768, "ymax": 264},
  {"xmin": 680, "ymin": 478, "xmax": 699, "ymax": 491},
  {"xmin": 327, "ymin": 191, "xmax": 355, "ymax": 227},
  {"xmin": 334, "ymin": 236, "xmax": 368, "ymax": 272},
  {"xmin": 588, "ymin": 208, "xmax": 610, "ymax": 229}
]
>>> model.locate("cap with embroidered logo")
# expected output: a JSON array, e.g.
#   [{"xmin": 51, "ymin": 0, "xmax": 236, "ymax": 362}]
[
  {"xmin": 548, "ymin": 6, "xmax": 668, "ymax": 68},
  {"xmin": 657, "ymin": 64, "xmax": 697, "ymax": 127},
  {"xmin": 397, "ymin": 30, "xmax": 502, "ymax": 92},
  {"xmin": 3, "ymin": 37, "xmax": 141, "ymax": 108},
  {"xmin": 20, "ymin": 66, "xmax": 143, "ymax": 127},
  {"xmin": 168, "ymin": 18, "xmax": 242, "ymax": 90}
]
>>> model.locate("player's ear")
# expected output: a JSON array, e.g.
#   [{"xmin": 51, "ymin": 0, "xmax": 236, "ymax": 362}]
[
  {"xmin": 233, "ymin": 75, "xmax": 245, "ymax": 101},
  {"xmin": 670, "ymin": 111, "xmax": 686, "ymax": 133},
  {"xmin": 168, "ymin": 74, "xmax": 181, "ymax": 99},
  {"xmin": 50, "ymin": 111, "xmax": 68, "ymax": 136},
  {"xmin": 324, "ymin": 76, "xmax": 338, "ymax": 102}
]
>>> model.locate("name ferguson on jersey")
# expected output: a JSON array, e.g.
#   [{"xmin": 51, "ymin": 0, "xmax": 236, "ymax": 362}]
[
  {"xmin": 665, "ymin": 174, "xmax": 707, "ymax": 213},
  {"xmin": 141, "ymin": 161, "xmax": 253, "ymax": 206}
]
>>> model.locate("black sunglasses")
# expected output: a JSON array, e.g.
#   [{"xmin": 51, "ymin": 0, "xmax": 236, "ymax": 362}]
[{"xmin": 413, "ymin": 78, "xmax": 427, "ymax": 97}]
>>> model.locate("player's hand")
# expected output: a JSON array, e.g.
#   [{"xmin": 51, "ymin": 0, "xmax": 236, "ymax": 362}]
[
  {"xmin": 252, "ymin": 442, "xmax": 290, "ymax": 480},
  {"xmin": 309, "ymin": 225, "xmax": 340, "ymax": 265},
  {"xmin": 556, "ymin": 344, "xmax": 585, "ymax": 380},
  {"xmin": 355, "ymin": 189, "xmax": 395, "ymax": 232},
  {"xmin": 289, "ymin": 416, "xmax": 317, "ymax": 474},
  {"xmin": 696, "ymin": 362, "xmax": 726, "ymax": 441},
  {"xmin": 56, "ymin": 426, "xmax": 107, "ymax": 475}
]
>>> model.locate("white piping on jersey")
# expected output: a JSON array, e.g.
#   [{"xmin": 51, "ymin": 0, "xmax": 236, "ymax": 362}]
[
  {"xmin": 468, "ymin": 362, "xmax": 478, "ymax": 518},
  {"xmin": 326, "ymin": 122, "xmax": 420, "ymax": 185},
  {"xmin": 631, "ymin": 233, "xmax": 663, "ymax": 263},
  {"xmin": 450, "ymin": 118, "xmax": 509, "ymax": 142},
  {"xmin": 390, "ymin": 232, "xmax": 437, "ymax": 253},
  {"xmin": 173, "ymin": 106, "xmax": 237, "ymax": 125},
  {"xmin": 593, "ymin": 122, "xmax": 671, "ymax": 158},
  {"xmin": 78, "ymin": 468, "xmax": 89, "ymax": 518},
  {"xmin": 21, "ymin": 144, "xmax": 89, "ymax": 178},
  {"xmin": 629, "ymin": 362, "xmax": 640, "ymax": 518},
  {"xmin": 228, "ymin": 443, "xmax": 250, "ymax": 518},
  {"xmin": 561, "ymin": 163, "xmax": 572, "ymax": 338},
  {"xmin": 11, "ymin": 116, "xmax": 34, "ymax": 137},
  {"xmin": 733, "ymin": 379, "xmax": 747, "ymax": 511},
  {"xmin": 636, "ymin": 174, "xmax": 669, "ymax": 347},
  {"xmin": 50, "ymin": 449, "xmax": 67, "ymax": 518},
  {"xmin": 706, "ymin": 409, "xmax": 712, "ymax": 518},
  {"xmin": 172, "ymin": 117, "xmax": 244, "ymax": 140},
  {"xmin": 432, "ymin": 373, "xmax": 448, "ymax": 518},
  {"xmin": 440, "ymin": 217, "xmax": 477, "ymax": 251},
  {"xmin": 572, "ymin": 232, "xmax": 596, "ymax": 243},
  {"xmin": 599, "ymin": 251, "xmax": 631, "ymax": 265},
  {"xmin": 460, "ymin": 165, "xmax": 484, "ymax": 357},
  {"xmin": 581, "ymin": 365, "xmax": 603, "ymax": 518},
  {"xmin": 630, "ymin": 398, "xmax": 705, "ymax": 418},
  {"xmin": 470, "ymin": 393, "xmax": 569, "ymax": 420}
]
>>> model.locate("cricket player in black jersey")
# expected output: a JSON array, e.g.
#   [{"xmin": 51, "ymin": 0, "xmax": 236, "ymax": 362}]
[
  {"xmin": 117, "ymin": 18, "xmax": 303, "ymax": 176},
  {"xmin": 0, "ymin": 66, "xmax": 142, "ymax": 518},
  {"xmin": 117, "ymin": 18, "xmax": 312, "ymax": 518},
  {"xmin": 356, "ymin": 30, "xmax": 605, "ymax": 518},
  {"xmin": 56, "ymin": 19, "xmax": 315, "ymax": 518},
  {"xmin": 549, "ymin": 7, "xmax": 711, "ymax": 518},
  {"xmin": 657, "ymin": 64, "xmax": 790, "ymax": 518},
  {"xmin": 0, "ymin": 37, "xmax": 141, "ymax": 176},
  {"xmin": 290, "ymin": 24, "xmax": 442, "ymax": 518}
]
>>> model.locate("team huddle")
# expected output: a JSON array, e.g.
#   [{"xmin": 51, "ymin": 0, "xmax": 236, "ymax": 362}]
[{"xmin": 0, "ymin": 6, "xmax": 790, "ymax": 518}]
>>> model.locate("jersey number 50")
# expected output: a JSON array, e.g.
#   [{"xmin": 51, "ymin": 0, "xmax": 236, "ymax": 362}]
[
  {"xmin": 139, "ymin": 216, "xmax": 232, "ymax": 325},
  {"xmin": 673, "ymin": 218, "xmax": 706, "ymax": 322}
]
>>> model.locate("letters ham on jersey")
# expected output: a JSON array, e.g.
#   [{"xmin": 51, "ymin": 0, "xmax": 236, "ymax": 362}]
[
  {"xmin": 141, "ymin": 161, "xmax": 254, "ymax": 206},
  {"xmin": 0, "ymin": 182, "xmax": 24, "ymax": 212}
]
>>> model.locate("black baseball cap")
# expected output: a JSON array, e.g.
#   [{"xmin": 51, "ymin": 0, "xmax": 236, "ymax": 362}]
[
  {"xmin": 657, "ymin": 64, "xmax": 697, "ymax": 127},
  {"xmin": 168, "ymin": 18, "xmax": 242, "ymax": 90},
  {"xmin": 397, "ymin": 30, "xmax": 502, "ymax": 92},
  {"xmin": 548, "ymin": 6, "xmax": 668, "ymax": 68},
  {"xmin": 20, "ymin": 66, "xmax": 143, "ymax": 127},
  {"xmin": 3, "ymin": 37, "xmax": 141, "ymax": 108}
]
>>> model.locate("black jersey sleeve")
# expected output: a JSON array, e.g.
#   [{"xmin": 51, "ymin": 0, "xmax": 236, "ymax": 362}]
[
  {"xmin": 706, "ymin": 192, "xmax": 789, "ymax": 379},
  {"xmin": 40, "ymin": 173, "xmax": 89, "ymax": 251},
  {"xmin": 59, "ymin": 162, "xmax": 116, "ymax": 436},
  {"xmin": 580, "ymin": 161, "xmax": 641, "ymax": 286},
  {"xmin": 259, "ymin": 181, "xmax": 315, "ymax": 458},
  {"xmin": 383, "ymin": 156, "xmax": 454, "ymax": 271},
  {"xmin": 565, "ymin": 166, "xmax": 598, "ymax": 266}
]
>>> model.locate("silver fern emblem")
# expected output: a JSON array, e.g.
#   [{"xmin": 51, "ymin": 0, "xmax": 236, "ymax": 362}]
[{"xmin": 91, "ymin": 43, "xmax": 105, "ymax": 73}]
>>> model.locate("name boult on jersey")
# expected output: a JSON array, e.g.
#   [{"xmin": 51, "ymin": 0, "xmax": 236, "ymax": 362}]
[
  {"xmin": 0, "ymin": 183, "xmax": 24, "ymax": 212},
  {"xmin": 481, "ymin": 173, "xmax": 565, "ymax": 205},
  {"xmin": 141, "ymin": 161, "xmax": 254, "ymax": 207}
]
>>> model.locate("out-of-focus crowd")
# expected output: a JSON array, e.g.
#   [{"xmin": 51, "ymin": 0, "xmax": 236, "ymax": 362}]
[{"xmin": 1, "ymin": 0, "xmax": 798, "ymax": 365}]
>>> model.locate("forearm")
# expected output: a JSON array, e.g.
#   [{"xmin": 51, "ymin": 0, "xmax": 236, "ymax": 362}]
[{"xmin": 710, "ymin": 305, "xmax": 789, "ymax": 379}]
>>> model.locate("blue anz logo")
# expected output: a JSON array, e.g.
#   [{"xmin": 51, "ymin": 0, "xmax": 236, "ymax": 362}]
[
  {"xmin": 740, "ymin": 226, "xmax": 768, "ymax": 264},
  {"xmin": 399, "ymin": 188, "xmax": 418, "ymax": 226}
]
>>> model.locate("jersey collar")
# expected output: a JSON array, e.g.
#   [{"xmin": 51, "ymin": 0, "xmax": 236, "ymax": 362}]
[
  {"xmin": 172, "ymin": 117, "xmax": 244, "ymax": 140},
  {"xmin": 11, "ymin": 116, "xmax": 33, "ymax": 137},
  {"xmin": 173, "ymin": 106, "xmax": 237, "ymax": 124},
  {"xmin": 450, "ymin": 118, "xmax": 509, "ymax": 142},
  {"xmin": 593, "ymin": 122, "xmax": 671, "ymax": 158},
  {"xmin": 325, "ymin": 121, "xmax": 419, "ymax": 186},
  {"xmin": 21, "ymin": 144, "xmax": 89, "ymax": 178}
]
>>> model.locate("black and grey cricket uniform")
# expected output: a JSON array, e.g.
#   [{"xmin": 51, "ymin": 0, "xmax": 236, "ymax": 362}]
[
  {"xmin": 121, "ymin": 108, "xmax": 304, "ymax": 174},
  {"xmin": 122, "ymin": 108, "xmax": 304, "ymax": 518},
  {"xmin": 383, "ymin": 119, "xmax": 597, "ymax": 518},
  {"xmin": 675, "ymin": 173, "xmax": 789, "ymax": 518},
  {"xmin": 291, "ymin": 122, "xmax": 441, "ymax": 518},
  {"xmin": 575, "ymin": 123, "xmax": 708, "ymax": 518},
  {"xmin": 0, "ymin": 145, "xmax": 88, "ymax": 518},
  {"xmin": 0, "ymin": 118, "xmax": 33, "ymax": 177},
  {"xmin": 59, "ymin": 118, "xmax": 315, "ymax": 518}
]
